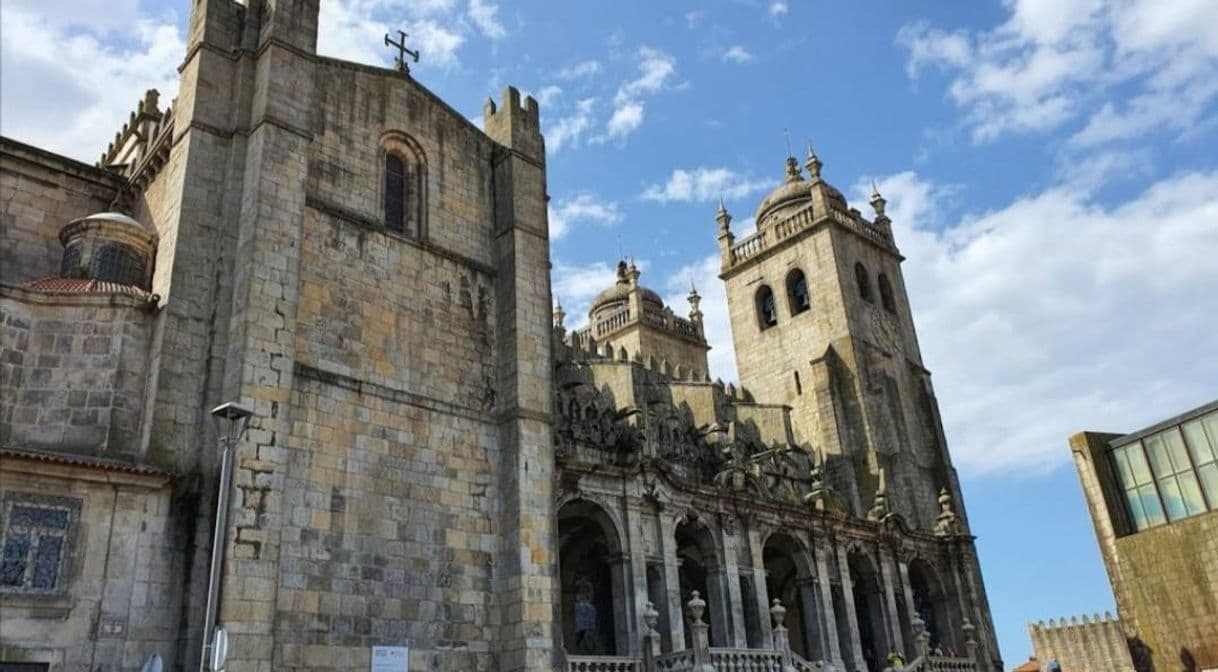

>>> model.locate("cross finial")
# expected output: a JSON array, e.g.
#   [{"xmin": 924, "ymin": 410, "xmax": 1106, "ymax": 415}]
[
  {"xmin": 384, "ymin": 30, "xmax": 420, "ymax": 74},
  {"xmin": 783, "ymin": 128, "xmax": 793, "ymax": 157}
]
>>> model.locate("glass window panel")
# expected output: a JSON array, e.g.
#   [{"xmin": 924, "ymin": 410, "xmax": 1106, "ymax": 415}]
[
  {"xmin": 1124, "ymin": 489, "xmax": 1148, "ymax": 531},
  {"xmin": 1163, "ymin": 429, "xmax": 1191, "ymax": 473},
  {"xmin": 1183, "ymin": 419, "xmax": 1216, "ymax": 465},
  {"xmin": 1159, "ymin": 476, "xmax": 1187, "ymax": 521},
  {"xmin": 1139, "ymin": 485, "xmax": 1166, "ymax": 527},
  {"xmin": 1, "ymin": 533, "xmax": 30, "ymax": 586},
  {"xmin": 1112, "ymin": 448, "xmax": 1135, "ymax": 488},
  {"xmin": 1176, "ymin": 472, "xmax": 1207, "ymax": 516},
  {"xmin": 1198, "ymin": 463, "xmax": 1218, "ymax": 509},
  {"xmin": 1145, "ymin": 435, "xmax": 1172, "ymax": 477},
  {"xmin": 31, "ymin": 535, "xmax": 63, "ymax": 590},
  {"xmin": 1203, "ymin": 412, "xmax": 1218, "ymax": 450},
  {"xmin": 9, "ymin": 505, "xmax": 69, "ymax": 529},
  {"xmin": 1127, "ymin": 444, "xmax": 1153, "ymax": 485}
]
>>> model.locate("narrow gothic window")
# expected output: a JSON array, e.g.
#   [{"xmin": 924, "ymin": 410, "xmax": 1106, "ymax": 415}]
[
  {"xmin": 0, "ymin": 495, "xmax": 80, "ymax": 594},
  {"xmin": 878, "ymin": 273, "xmax": 896, "ymax": 314},
  {"xmin": 756, "ymin": 285, "xmax": 778, "ymax": 330},
  {"xmin": 794, "ymin": 370, "xmax": 802, "ymax": 395},
  {"xmin": 786, "ymin": 269, "xmax": 810, "ymax": 315},
  {"xmin": 385, "ymin": 153, "xmax": 406, "ymax": 233},
  {"xmin": 855, "ymin": 262, "xmax": 873, "ymax": 304}
]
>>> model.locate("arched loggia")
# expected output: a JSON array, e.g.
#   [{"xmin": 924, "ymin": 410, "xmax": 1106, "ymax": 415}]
[
  {"xmin": 558, "ymin": 499, "xmax": 627, "ymax": 656},
  {"xmin": 763, "ymin": 532, "xmax": 827, "ymax": 661},
  {"xmin": 675, "ymin": 517, "xmax": 729, "ymax": 647},
  {"xmin": 848, "ymin": 549, "xmax": 890, "ymax": 671},
  {"xmin": 909, "ymin": 558, "xmax": 954, "ymax": 651}
]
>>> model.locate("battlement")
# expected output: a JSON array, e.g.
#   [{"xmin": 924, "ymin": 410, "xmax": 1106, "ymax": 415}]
[
  {"xmin": 1028, "ymin": 612, "xmax": 1135, "ymax": 671},
  {"xmin": 98, "ymin": 89, "xmax": 176, "ymax": 189},
  {"xmin": 483, "ymin": 86, "xmax": 544, "ymax": 161}
]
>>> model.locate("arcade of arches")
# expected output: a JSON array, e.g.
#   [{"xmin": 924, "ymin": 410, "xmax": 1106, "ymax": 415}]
[{"xmin": 556, "ymin": 497, "xmax": 987, "ymax": 669}]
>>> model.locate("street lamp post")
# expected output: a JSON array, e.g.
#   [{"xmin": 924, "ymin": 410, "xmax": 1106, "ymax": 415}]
[{"xmin": 201, "ymin": 401, "xmax": 253, "ymax": 672}]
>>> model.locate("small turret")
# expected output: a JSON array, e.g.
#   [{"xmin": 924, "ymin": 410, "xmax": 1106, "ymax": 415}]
[
  {"xmin": 804, "ymin": 143, "xmax": 822, "ymax": 183},
  {"xmin": 687, "ymin": 281, "xmax": 703, "ymax": 335},
  {"xmin": 553, "ymin": 297, "xmax": 566, "ymax": 330}
]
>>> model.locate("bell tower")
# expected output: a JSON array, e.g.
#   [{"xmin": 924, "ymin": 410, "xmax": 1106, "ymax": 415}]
[{"xmin": 718, "ymin": 147, "xmax": 962, "ymax": 531}]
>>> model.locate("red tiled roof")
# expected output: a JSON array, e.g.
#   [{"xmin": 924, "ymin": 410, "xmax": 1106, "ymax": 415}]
[
  {"xmin": 21, "ymin": 277, "xmax": 152, "ymax": 298},
  {"xmin": 1011, "ymin": 660, "xmax": 1040, "ymax": 672},
  {"xmin": 0, "ymin": 447, "xmax": 177, "ymax": 478}
]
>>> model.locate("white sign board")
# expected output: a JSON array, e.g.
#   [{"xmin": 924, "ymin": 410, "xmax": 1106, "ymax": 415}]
[{"xmin": 371, "ymin": 646, "xmax": 409, "ymax": 672}]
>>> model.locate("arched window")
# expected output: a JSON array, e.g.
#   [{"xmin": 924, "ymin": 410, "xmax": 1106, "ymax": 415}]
[
  {"xmin": 786, "ymin": 269, "xmax": 810, "ymax": 315},
  {"xmin": 756, "ymin": 285, "xmax": 778, "ymax": 330},
  {"xmin": 855, "ymin": 262, "xmax": 873, "ymax": 304},
  {"xmin": 381, "ymin": 132, "xmax": 428, "ymax": 239},
  {"xmin": 384, "ymin": 153, "xmax": 405, "ymax": 233},
  {"xmin": 878, "ymin": 273, "xmax": 896, "ymax": 314}
]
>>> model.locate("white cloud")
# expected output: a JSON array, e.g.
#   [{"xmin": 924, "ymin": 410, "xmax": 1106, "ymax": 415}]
[
  {"xmin": 768, "ymin": 2, "xmax": 789, "ymax": 18},
  {"xmin": 546, "ymin": 97, "xmax": 597, "ymax": 153},
  {"xmin": 605, "ymin": 102, "xmax": 645, "ymax": 140},
  {"xmin": 722, "ymin": 45, "xmax": 753, "ymax": 64},
  {"xmin": 0, "ymin": 7, "xmax": 184, "ymax": 162},
  {"xmin": 596, "ymin": 46, "xmax": 677, "ymax": 143},
  {"xmin": 615, "ymin": 47, "xmax": 677, "ymax": 104},
  {"xmin": 642, "ymin": 167, "xmax": 771, "ymax": 203},
  {"xmin": 557, "ymin": 60, "xmax": 602, "ymax": 81},
  {"xmin": 848, "ymin": 170, "xmax": 1218, "ymax": 475},
  {"xmin": 548, "ymin": 192, "xmax": 621, "ymax": 239},
  {"xmin": 552, "ymin": 260, "xmax": 622, "ymax": 329},
  {"xmin": 467, "ymin": 0, "xmax": 506, "ymax": 40},
  {"xmin": 317, "ymin": 0, "xmax": 466, "ymax": 69},
  {"xmin": 661, "ymin": 255, "xmax": 738, "ymax": 381},
  {"xmin": 898, "ymin": 0, "xmax": 1218, "ymax": 144},
  {"xmin": 534, "ymin": 85, "xmax": 563, "ymax": 108}
]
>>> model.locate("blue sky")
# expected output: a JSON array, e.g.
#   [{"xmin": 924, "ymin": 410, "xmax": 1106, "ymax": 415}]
[{"xmin": 4, "ymin": 0, "xmax": 1217, "ymax": 664}]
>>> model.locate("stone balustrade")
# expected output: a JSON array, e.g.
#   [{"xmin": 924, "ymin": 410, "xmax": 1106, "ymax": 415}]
[
  {"xmin": 726, "ymin": 205, "xmax": 895, "ymax": 271},
  {"xmin": 708, "ymin": 648, "xmax": 785, "ymax": 671},
  {"xmin": 568, "ymin": 655, "xmax": 643, "ymax": 672}
]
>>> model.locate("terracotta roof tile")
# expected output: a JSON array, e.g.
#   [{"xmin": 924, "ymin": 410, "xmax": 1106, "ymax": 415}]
[
  {"xmin": 21, "ymin": 277, "xmax": 152, "ymax": 297},
  {"xmin": 0, "ymin": 447, "xmax": 177, "ymax": 478}
]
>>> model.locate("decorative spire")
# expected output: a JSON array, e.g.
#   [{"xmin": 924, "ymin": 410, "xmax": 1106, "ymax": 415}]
[
  {"xmin": 687, "ymin": 281, "xmax": 703, "ymax": 326},
  {"xmin": 784, "ymin": 155, "xmax": 801, "ymax": 183},
  {"xmin": 804, "ymin": 142, "xmax": 822, "ymax": 182},
  {"xmin": 627, "ymin": 258, "xmax": 641, "ymax": 286},
  {"xmin": 616, "ymin": 259, "xmax": 629, "ymax": 284},
  {"xmin": 553, "ymin": 297, "xmax": 566, "ymax": 329},
  {"xmin": 869, "ymin": 181, "xmax": 887, "ymax": 218},
  {"xmin": 715, "ymin": 198, "xmax": 733, "ymax": 237}
]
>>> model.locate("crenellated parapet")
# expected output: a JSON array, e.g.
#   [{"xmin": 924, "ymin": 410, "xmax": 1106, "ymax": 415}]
[
  {"xmin": 1027, "ymin": 612, "xmax": 1135, "ymax": 672},
  {"xmin": 97, "ymin": 89, "xmax": 176, "ymax": 191}
]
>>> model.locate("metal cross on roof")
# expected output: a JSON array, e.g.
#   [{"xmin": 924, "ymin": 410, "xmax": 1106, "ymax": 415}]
[{"xmin": 384, "ymin": 30, "xmax": 420, "ymax": 74}]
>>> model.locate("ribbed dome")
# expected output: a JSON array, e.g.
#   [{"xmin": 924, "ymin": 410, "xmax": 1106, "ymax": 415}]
[
  {"xmin": 589, "ymin": 261, "xmax": 664, "ymax": 315},
  {"xmin": 590, "ymin": 283, "xmax": 663, "ymax": 312},
  {"xmin": 754, "ymin": 156, "xmax": 811, "ymax": 225}
]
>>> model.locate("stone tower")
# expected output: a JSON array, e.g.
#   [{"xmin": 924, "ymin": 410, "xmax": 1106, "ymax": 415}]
[{"xmin": 718, "ymin": 147, "xmax": 962, "ymax": 533}]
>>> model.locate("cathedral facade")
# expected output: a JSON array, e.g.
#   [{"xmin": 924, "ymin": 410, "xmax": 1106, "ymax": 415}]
[{"xmin": 0, "ymin": 1, "xmax": 999, "ymax": 671}]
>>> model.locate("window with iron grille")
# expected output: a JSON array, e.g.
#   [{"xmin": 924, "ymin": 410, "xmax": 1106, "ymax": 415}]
[
  {"xmin": 93, "ymin": 244, "xmax": 146, "ymax": 287},
  {"xmin": 60, "ymin": 244, "xmax": 83, "ymax": 278},
  {"xmin": 0, "ymin": 494, "xmax": 80, "ymax": 594}
]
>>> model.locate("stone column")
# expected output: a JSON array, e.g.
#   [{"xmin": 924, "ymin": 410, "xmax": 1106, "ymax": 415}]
[
  {"xmin": 658, "ymin": 515, "xmax": 686, "ymax": 651},
  {"xmin": 609, "ymin": 554, "xmax": 635, "ymax": 656},
  {"xmin": 797, "ymin": 578, "xmax": 823, "ymax": 660},
  {"xmin": 814, "ymin": 541, "xmax": 843, "ymax": 666},
  {"xmin": 835, "ymin": 545, "xmax": 867, "ymax": 670},
  {"xmin": 719, "ymin": 518, "xmax": 747, "ymax": 648},
  {"xmin": 625, "ymin": 504, "xmax": 653, "ymax": 656},
  {"xmin": 879, "ymin": 547, "xmax": 906, "ymax": 655},
  {"xmin": 896, "ymin": 556, "xmax": 921, "ymax": 648},
  {"xmin": 746, "ymin": 526, "xmax": 775, "ymax": 648}
]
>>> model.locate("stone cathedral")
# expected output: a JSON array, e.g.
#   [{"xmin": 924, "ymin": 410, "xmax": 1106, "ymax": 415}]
[{"xmin": 0, "ymin": 1, "xmax": 1001, "ymax": 671}]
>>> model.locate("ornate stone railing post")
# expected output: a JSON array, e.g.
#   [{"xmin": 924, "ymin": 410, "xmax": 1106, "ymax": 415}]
[
  {"xmin": 642, "ymin": 601, "xmax": 661, "ymax": 672},
  {"xmin": 686, "ymin": 591, "xmax": 715, "ymax": 672},
  {"xmin": 912, "ymin": 613, "xmax": 930, "ymax": 659},
  {"xmin": 962, "ymin": 619, "xmax": 978, "ymax": 671},
  {"xmin": 770, "ymin": 598, "xmax": 797, "ymax": 672}
]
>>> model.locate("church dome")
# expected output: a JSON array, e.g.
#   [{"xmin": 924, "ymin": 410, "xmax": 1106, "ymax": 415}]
[
  {"xmin": 57, "ymin": 210, "xmax": 157, "ymax": 290},
  {"xmin": 754, "ymin": 156, "xmax": 811, "ymax": 225},
  {"xmin": 589, "ymin": 261, "xmax": 664, "ymax": 317}
]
